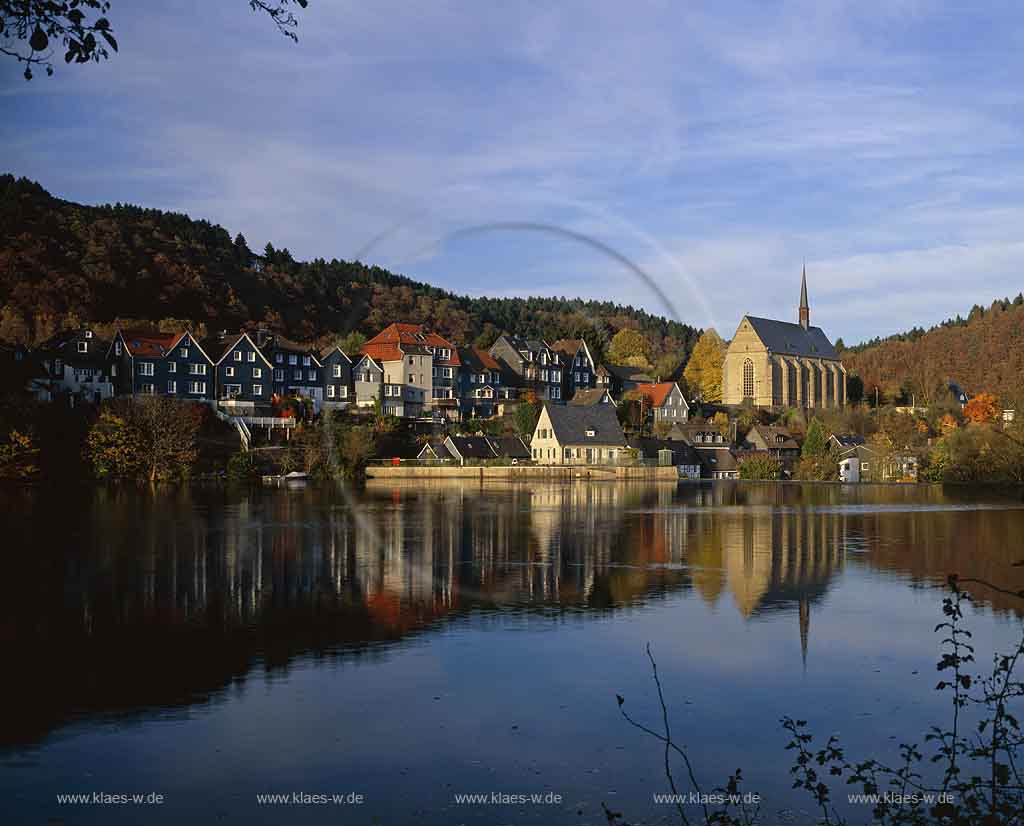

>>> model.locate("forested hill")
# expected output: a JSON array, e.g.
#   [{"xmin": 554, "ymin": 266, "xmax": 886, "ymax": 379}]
[
  {"xmin": 0, "ymin": 175, "xmax": 698, "ymax": 369},
  {"xmin": 843, "ymin": 295, "xmax": 1024, "ymax": 408}
]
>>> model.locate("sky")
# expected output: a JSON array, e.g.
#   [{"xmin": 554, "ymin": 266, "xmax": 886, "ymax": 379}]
[{"xmin": 4, "ymin": 0, "xmax": 1024, "ymax": 343}]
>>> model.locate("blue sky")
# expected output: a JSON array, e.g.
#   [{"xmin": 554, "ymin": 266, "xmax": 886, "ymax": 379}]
[{"xmin": 4, "ymin": 1, "xmax": 1024, "ymax": 343}]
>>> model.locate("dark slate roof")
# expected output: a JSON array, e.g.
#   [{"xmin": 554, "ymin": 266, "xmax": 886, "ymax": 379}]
[
  {"xmin": 605, "ymin": 363, "xmax": 654, "ymax": 383},
  {"xmin": 543, "ymin": 401, "xmax": 626, "ymax": 446},
  {"xmin": 746, "ymin": 424, "xmax": 800, "ymax": 451},
  {"xmin": 489, "ymin": 436, "xmax": 531, "ymax": 459},
  {"xmin": 569, "ymin": 388, "xmax": 613, "ymax": 406},
  {"xmin": 666, "ymin": 422, "xmax": 735, "ymax": 446},
  {"xmin": 743, "ymin": 316, "xmax": 838, "ymax": 360},
  {"xmin": 830, "ymin": 434, "xmax": 865, "ymax": 449},
  {"xmin": 417, "ymin": 441, "xmax": 452, "ymax": 461},
  {"xmin": 628, "ymin": 438, "xmax": 701, "ymax": 465},
  {"xmin": 446, "ymin": 436, "xmax": 497, "ymax": 459},
  {"xmin": 693, "ymin": 447, "xmax": 740, "ymax": 472}
]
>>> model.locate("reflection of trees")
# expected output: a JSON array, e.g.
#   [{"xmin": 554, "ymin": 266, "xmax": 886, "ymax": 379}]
[{"xmin": 2, "ymin": 480, "xmax": 1021, "ymax": 751}]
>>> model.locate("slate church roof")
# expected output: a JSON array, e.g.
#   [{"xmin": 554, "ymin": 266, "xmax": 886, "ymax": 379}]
[{"xmin": 743, "ymin": 316, "xmax": 839, "ymax": 360}]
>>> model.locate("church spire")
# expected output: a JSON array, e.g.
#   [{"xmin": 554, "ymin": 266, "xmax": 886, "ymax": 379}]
[{"xmin": 799, "ymin": 264, "xmax": 810, "ymax": 330}]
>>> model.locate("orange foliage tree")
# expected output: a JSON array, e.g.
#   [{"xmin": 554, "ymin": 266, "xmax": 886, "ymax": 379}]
[{"xmin": 963, "ymin": 393, "xmax": 999, "ymax": 424}]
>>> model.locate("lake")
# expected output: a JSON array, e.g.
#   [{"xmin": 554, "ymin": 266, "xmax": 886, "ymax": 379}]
[{"xmin": 2, "ymin": 480, "xmax": 1023, "ymax": 825}]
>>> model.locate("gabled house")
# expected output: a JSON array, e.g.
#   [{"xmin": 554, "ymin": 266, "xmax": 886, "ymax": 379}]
[
  {"xmin": 212, "ymin": 331, "xmax": 273, "ymax": 409},
  {"xmin": 569, "ymin": 388, "xmax": 616, "ymax": 406},
  {"xmin": 489, "ymin": 334, "xmax": 564, "ymax": 402},
  {"xmin": 362, "ymin": 323, "xmax": 439, "ymax": 418},
  {"xmin": 604, "ymin": 363, "xmax": 655, "ymax": 396},
  {"xmin": 260, "ymin": 334, "xmax": 323, "ymax": 408},
  {"xmin": 694, "ymin": 446, "xmax": 741, "ymax": 479},
  {"xmin": 416, "ymin": 441, "xmax": 452, "ymax": 462},
  {"xmin": 530, "ymin": 401, "xmax": 627, "ymax": 464},
  {"xmin": 320, "ymin": 345, "xmax": 353, "ymax": 410},
  {"xmin": 744, "ymin": 424, "xmax": 800, "ymax": 460},
  {"xmin": 37, "ymin": 327, "xmax": 114, "ymax": 404},
  {"xmin": 457, "ymin": 346, "xmax": 508, "ymax": 418},
  {"xmin": 109, "ymin": 329, "xmax": 215, "ymax": 401},
  {"xmin": 550, "ymin": 338, "xmax": 598, "ymax": 399},
  {"xmin": 443, "ymin": 435, "xmax": 497, "ymax": 465},
  {"xmin": 353, "ymin": 354, "xmax": 384, "ymax": 409},
  {"xmin": 633, "ymin": 382, "xmax": 689, "ymax": 424}
]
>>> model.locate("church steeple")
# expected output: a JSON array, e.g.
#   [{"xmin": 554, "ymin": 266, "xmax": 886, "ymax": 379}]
[{"xmin": 799, "ymin": 265, "xmax": 810, "ymax": 330}]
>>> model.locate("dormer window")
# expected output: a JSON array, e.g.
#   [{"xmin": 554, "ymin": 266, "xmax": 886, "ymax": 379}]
[
  {"xmin": 585, "ymin": 428, "xmax": 596, "ymax": 437},
  {"xmin": 77, "ymin": 341, "xmax": 88, "ymax": 353},
  {"xmin": 84, "ymin": 330, "xmax": 93, "ymax": 339}
]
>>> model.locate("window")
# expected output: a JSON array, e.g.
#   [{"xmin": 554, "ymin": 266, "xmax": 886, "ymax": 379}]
[
  {"xmin": 77, "ymin": 341, "xmax": 88, "ymax": 353},
  {"xmin": 302, "ymin": 356, "xmax": 311, "ymax": 366},
  {"xmin": 275, "ymin": 353, "xmax": 283, "ymax": 363},
  {"xmin": 409, "ymin": 357, "xmax": 414, "ymax": 365},
  {"xmin": 189, "ymin": 363, "xmax": 207, "ymax": 375},
  {"xmin": 168, "ymin": 362, "xmax": 177, "ymax": 373},
  {"xmin": 294, "ymin": 369, "xmax": 302, "ymax": 380},
  {"xmin": 188, "ymin": 381, "xmax": 206, "ymax": 395},
  {"xmin": 862, "ymin": 462, "xmax": 870, "ymax": 472},
  {"xmin": 552, "ymin": 371, "xmax": 561, "ymax": 382},
  {"xmin": 274, "ymin": 369, "xmax": 283, "ymax": 381},
  {"xmin": 551, "ymin": 386, "xmax": 561, "ymax": 400},
  {"xmin": 179, "ymin": 347, "xmax": 189, "ymax": 358},
  {"xmin": 288, "ymin": 354, "xmax": 297, "ymax": 365},
  {"xmin": 167, "ymin": 380, "xmax": 177, "ymax": 393},
  {"xmin": 443, "ymin": 367, "xmax": 452, "ymax": 378},
  {"xmin": 339, "ymin": 386, "xmax": 348, "ymax": 398},
  {"xmin": 333, "ymin": 364, "xmax": 342, "ymax": 378},
  {"xmin": 141, "ymin": 383, "xmax": 155, "ymax": 395},
  {"xmin": 307, "ymin": 369, "xmax": 316, "ymax": 381},
  {"xmin": 114, "ymin": 341, "xmax": 122, "ymax": 356},
  {"xmin": 743, "ymin": 358, "xmax": 754, "ymax": 400},
  {"xmin": 226, "ymin": 366, "xmax": 235, "ymax": 377},
  {"xmin": 251, "ymin": 367, "xmax": 261, "ymax": 379},
  {"xmin": 327, "ymin": 386, "xmax": 335, "ymax": 398},
  {"xmin": 408, "ymin": 374, "xmax": 414, "ymax": 383},
  {"xmin": 139, "ymin": 362, "xmax": 154, "ymax": 376},
  {"xmin": 234, "ymin": 351, "xmax": 242, "ymax": 361},
  {"xmin": 225, "ymin": 384, "xmax": 241, "ymax": 398},
  {"xmin": 253, "ymin": 384, "xmax": 263, "ymax": 396},
  {"xmin": 248, "ymin": 352, "xmax": 256, "ymax": 362},
  {"xmin": 85, "ymin": 330, "xmax": 93, "ymax": 339}
]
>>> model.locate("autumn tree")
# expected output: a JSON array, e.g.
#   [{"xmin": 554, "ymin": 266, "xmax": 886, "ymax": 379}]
[
  {"xmin": 683, "ymin": 328, "xmax": 724, "ymax": 403},
  {"xmin": 85, "ymin": 409, "xmax": 144, "ymax": 478},
  {"xmin": 606, "ymin": 328, "xmax": 651, "ymax": 368},
  {"xmin": 938, "ymin": 413, "xmax": 959, "ymax": 436},
  {"xmin": 802, "ymin": 418, "xmax": 828, "ymax": 458},
  {"xmin": 964, "ymin": 392, "xmax": 999, "ymax": 424}
]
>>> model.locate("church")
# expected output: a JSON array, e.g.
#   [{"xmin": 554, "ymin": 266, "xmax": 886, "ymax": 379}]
[{"xmin": 722, "ymin": 269, "xmax": 846, "ymax": 408}]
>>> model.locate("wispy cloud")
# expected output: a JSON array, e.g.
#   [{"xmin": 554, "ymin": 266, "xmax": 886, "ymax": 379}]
[{"xmin": 4, "ymin": 0, "xmax": 1024, "ymax": 342}]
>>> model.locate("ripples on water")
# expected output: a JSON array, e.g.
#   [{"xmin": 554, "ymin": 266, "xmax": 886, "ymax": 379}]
[{"xmin": 1, "ymin": 480, "xmax": 1023, "ymax": 824}]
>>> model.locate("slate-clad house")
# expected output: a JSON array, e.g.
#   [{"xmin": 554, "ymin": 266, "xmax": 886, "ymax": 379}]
[
  {"xmin": 212, "ymin": 331, "xmax": 272, "ymax": 409},
  {"xmin": 604, "ymin": 363, "xmax": 655, "ymax": 395},
  {"xmin": 109, "ymin": 329, "xmax": 215, "ymax": 402},
  {"xmin": 320, "ymin": 345, "xmax": 353, "ymax": 410},
  {"xmin": 38, "ymin": 327, "xmax": 114, "ymax": 404},
  {"xmin": 261, "ymin": 334, "xmax": 323, "ymax": 408},
  {"xmin": 550, "ymin": 338, "xmax": 598, "ymax": 400},
  {"xmin": 633, "ymin": 382, "xmax": 689, "ymax": 424},
  {"xmin": 353, "ymin": 354, "xmax": 384, "ymax": 409},
  {"xmin": 443, "ymin": 435, "xmax": 498, "ymax": 465},
  {"xmin": 489, "ymin": 334, "xmax": 563, "ymax": 402},
  {"xmin": 530, "ymin": 401, "xmax": 627, "ymax": 464},
  {"xmin": 458, "ymin": 346, "xmax": 507, "ymax": 418},
  {"xmin": 628, "ymin": 437, "xmax": 703, "ymax": 478}
]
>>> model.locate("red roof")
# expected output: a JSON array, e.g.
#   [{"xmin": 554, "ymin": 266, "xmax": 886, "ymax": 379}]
[
  {"xmin": 363, "ymin": 323, "xmax": 461, "ymax": 365},
  {"xmin": 634, "ymin": 382, "xmax": 677, "ymax": 407},
  {"xmin": 470, "ymin": 348, "xmax": 499, "ymax": 370},
  {"xmin": 119, "ymin": 329, "xmax": 185, "ymax": 359},
  {"xmin": 361, "ymin": 342, "xmax": 404, "ymax": 363}
]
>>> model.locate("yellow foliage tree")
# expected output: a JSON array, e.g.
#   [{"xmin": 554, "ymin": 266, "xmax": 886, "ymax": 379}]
[{"xmin": 683, "ymin": 328, "xmax": 724, "ymax": 403}]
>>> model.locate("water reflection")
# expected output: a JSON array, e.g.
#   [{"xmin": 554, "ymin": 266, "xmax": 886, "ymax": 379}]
[{"xmin": 1, "ymin": 481, "xmax": 1022, "ymax": 753}]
